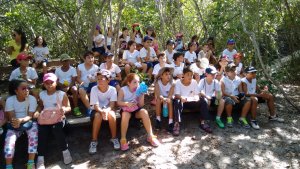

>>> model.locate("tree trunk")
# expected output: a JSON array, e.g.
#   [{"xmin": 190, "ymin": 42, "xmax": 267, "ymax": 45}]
[{"xmin": 192, "ymin": 0, "xmax": 208, "ymax": 39}]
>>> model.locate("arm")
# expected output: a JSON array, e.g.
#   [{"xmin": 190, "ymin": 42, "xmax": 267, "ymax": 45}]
[
  {"xmin": 167, "ymin": 84, "xmax": 175, "ymax": 100},
  {"xmin": 241, "ymin": 82, "xmax": 259, "ymax": 97},
  {"xmin": 115, "ymin": 73, "xmax": 122, "ymax": 81},
  {"xmin": 76, "ymin": 68, "xmax": 84, "ymax": 86},
  {"xmin": 61, "ymin": 93, "xmax": 71, "ymax": 114},
  {"xmin": 154, "ymin": 82, "xmax": 161, "ymax": 100}
]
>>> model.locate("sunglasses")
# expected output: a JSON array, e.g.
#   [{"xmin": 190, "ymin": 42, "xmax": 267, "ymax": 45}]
[{"xmin": 19, "ymin": 86, "xmax": 29, "ymax": 91}]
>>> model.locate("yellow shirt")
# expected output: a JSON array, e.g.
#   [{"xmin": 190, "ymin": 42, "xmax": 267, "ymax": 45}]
[{"xmin": 8, "ymin": 40, "xmax": 21, "ymax": 60}]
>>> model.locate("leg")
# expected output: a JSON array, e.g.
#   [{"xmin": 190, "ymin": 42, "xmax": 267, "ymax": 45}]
[
  {"xmin": 240, "ymin": 100, "xmax": 251, "ymax": 118},
  {"xmin": 121, "ymin": 112, "xmax": 131, "ymax": 140},
  {"xmin": 173, "ymin": 99, "xmax": 183, "ymax": 123},
  {"xmin": 125, "ymin": 64, "xmax": 131, "ymax": 75},
  {"xmin": 79, "ymin": 88, "xmax": 90, "ymax": 109},
  {"xmin": 42, "ymin": 64, "xmax": 48, "ymax": 74},
  {"xmin": 108, "ymin": 111, "xmax": 117, "ymax": 139},
  {"xmin": 38, "ymin": 125, "xmax": 51, "ymax": 157},
  {"xmin": 250, "ymin": 97, "xmax": 258, "ymax": 120},
  {"xmin": 135, "ymin": 109, "xmax": 154, "ymax": 136},
  {"xmin": 266, "ymin": 94, "xmax": 276, "ymax": 116},
  {"xmin": 4, "ymin": 130, "xmax": 19, "ymax": 165},
  {"xmin": 51, "ymin": 122, "xmax": 68, "ymax": 152},
  {"xmin": 71, "ymin": 86, "xmax": 79, "ymax": 108},
  {"xmin": 92, "ymin": 112, "xmax": 103, "ymax": 141},
  {"xmin": 141, "ymin": 63, "xmax": 147, "ymax": 73},
  {"xmin": 225, "ymin": 104, "xmax": 233, "ymax": 117},
  {"xmin": 155, "ymin": 97, "xmax": 163, "ymax": 118},
  {"xmin": 26, "ymin": 122, "xmax": 38, "ymax": 161},
  {"xmin": 217, "ymin": 99, "xmax": 225, "ymax": 117},
  {"xmin": 168, "ymin": 100, "xmax": 173, "ymax": 121}
]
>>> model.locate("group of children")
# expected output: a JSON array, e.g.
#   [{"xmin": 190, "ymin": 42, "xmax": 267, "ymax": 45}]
[{"xmin": 0, "ymin": 26, "xmax": 285, "ymax": 169}]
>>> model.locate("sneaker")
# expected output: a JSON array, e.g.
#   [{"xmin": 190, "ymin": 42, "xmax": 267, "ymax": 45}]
[
  {"xmin": 216, "ymin": 118, "xmax": 225, "ymax": 128},
  {"xmin": 86, "ymin": 108, "xmax": 93, "ymax": 116},
  {"xmin": 239, "ymin": 118, "xmax": 250, "ymax": 129},
  {"xmin": 269, "ymin": 115, "xmax": 284, "ymax": 122},
  {"xmin": 73, "ymin": 107, "xmax": 83, "ymax": 117},
  {"xmin": 110, "ymin": 138, "xmax": 120, "ymax": 150},
  {"xmin": 200, "ymin": 123, "xmax": 212, "ymax": 133},
  {"xmin": 227, "ymin": 117, "xmax": 234, "ymax": 128},
  {"xmin": 62, "ymin": 149, "xmax": 72, "ymax": 165},
  {"xmin": 173, "ymin": 122, "xmax": 180, "ymax": 136},
  {"xmin": 89, "ymin": 141, "xmax": 98, "ymax": 154},
  {"xmin": 120, "ymin": 139, "xmax": 129, "ymax": 151},
  {"xmin": 27, "ymin": 162, "xmax": 35, "ymax": 169},
  {"xmin": 147, "ymin": 135, "xmax": 160, "ymax": 147},
  {"xmin": 155, "ymin": 119, "xmax": 162, "ymax": 130},
  {"xmin": 36, "ymin": 156, "xmax": 45, "ymax": 169},
  {"xmin": 0, "ymin": 127, "xmax": 3, "ymax": 135},
  {"xmin": 250, "ymin": 120, "xmax": 260, "ymax": 130},
  {"xmin": 168, "ymin": 123, "xmax": 174, "ymax": 133}
]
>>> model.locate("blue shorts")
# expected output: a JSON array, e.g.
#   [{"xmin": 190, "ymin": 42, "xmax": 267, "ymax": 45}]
[
  {"xmin": 109, "ymin": 80, "xmax": 119, "ymax": 87},
  {"xmin": 80, "ymin": 82, "xmax": 97, "ymax": 93}
]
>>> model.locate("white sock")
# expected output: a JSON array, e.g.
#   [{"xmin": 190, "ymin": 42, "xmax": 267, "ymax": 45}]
[
  {"xmin": 169, "ymin": 119, "xmax": 173, "ymax": 124},
  {"xmin": 156, "ymin": 116, "xmax": 161, "ymax": 121},
  {"xmin": 37, "ymin": 156, "xmax": 44, "ymax": 163}
]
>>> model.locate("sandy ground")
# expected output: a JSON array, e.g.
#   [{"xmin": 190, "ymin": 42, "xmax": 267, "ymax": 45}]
[{"xmin": 0, "ymin": 85, "xmax": 299, "ymax": 169}]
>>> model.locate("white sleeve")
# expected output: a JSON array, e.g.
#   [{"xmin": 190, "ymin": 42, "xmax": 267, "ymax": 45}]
[
  {"xmin": 215, "ymin": 80, "xmax": 221, "ymax": 92},
  {"xmin": 5, "ymin": 97, "xmax": 14, "ymax": 112},
  {"xmin": 9, "ymin": 70, "xmax": 16, "ymax": 81},
  {"xmin": 184, "ymin": 52, "xmax": 188, "ymax": 59},
  {"xmin": 139, "ymin": 49, "xmax": 146, "ymax": 58},
  {"xmin": 110, "ymin": 88, "xmax": 118, "ymax": 102},
  {"xmin": 198, "ymin": 79, "xmax": 205, "ymax": 91},
  {"xmin": 151, "ymin": 48, "xmax": 156, "ymax": 57},
  {"xmin": 194, "ymin": 81, "xmax": 200, "ymax": 94},
  {"xmin": 30, "ymin": 69, "xmax": 38, "ymax": 80},
  {"xmin": 90, "ymin": 87, "xmax": 99, "ymax": 106},
  {"xmin": 44, "ymin": 47, "xmax": 50, "ymax": 55},
  {"xmin": 152, "ymin": 65, "xmax": 159, "ymax": 75},
  {"xmin": 115, "ymin": 65, "xmax": 121, "ymax": 74},
  {"xmin": 54, "ymin": 68, "xmax": 59, "ymax": 77},
  {"xmin": 28, "ymin": 95, "xmax": 37, "ymax": 113},
  {"xmin": 175, "ymin": 81, "xmax": 181, "ymax": 95},
  {"xmin": 71, "ymin": 67, "xmax": 77, "ymax": 77}
]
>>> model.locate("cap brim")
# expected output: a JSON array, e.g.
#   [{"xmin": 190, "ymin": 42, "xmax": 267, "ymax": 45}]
[{"xmin": 43, "ymin": 78, "xmax": 57, "ymax": 82}]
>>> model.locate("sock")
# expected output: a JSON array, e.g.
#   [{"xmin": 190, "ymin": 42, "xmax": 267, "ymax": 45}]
[
  {"xmin": 6, "ymin": 165, "xmax": 13, "ymax": 169},
  {"xmin": 200, "ymin": 120, "xmax": 205, "ymax": 125},
  {"xmin": 37, "ymin": 156, "xmax": 44, "ymax": 163},
  {"xmin": 168, "ymin": 119, "xmax": 173, "ymax": 124},
  {"xmin": 216, "ymin": 116, "xmax": 220, "ymax": 120},
  {"xmin": 156, "ymin": 116, "xmax": 161, "ymax": 121},
  {"xmin": 227, "ymin": 117, "xmax": 233, "ymax": 120},
  {"xmin": 28, "ymin": 160, "xmax": 34, "ymax": 164},
  {"xmin": 270, "ymin": 114, "xmax": 276, "ymax": 118}
]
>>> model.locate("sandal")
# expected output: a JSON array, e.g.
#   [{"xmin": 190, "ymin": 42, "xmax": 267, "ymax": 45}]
[{"xmin": 147, "ymin": 135, "xmax": 160, "ymax": 147}]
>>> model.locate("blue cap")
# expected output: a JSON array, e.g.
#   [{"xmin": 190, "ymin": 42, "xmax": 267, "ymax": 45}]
[
  {"xmin": 227, "ymin": 39, "xmax": 235, "ymax": 45},
  {"xmin": 205, "ymin": 66, "xmax": 218, "ymax": 74},
  {"xmin": 143, "ymin": 36, "xmax": 153, "ymax": 42},
  {"xmin": 104, "ymin": 52, "xmax": 114, "ymax": 57},
  {"xmin": 244, "ymin": 66, "xmax": 257, "ymax": 73}
]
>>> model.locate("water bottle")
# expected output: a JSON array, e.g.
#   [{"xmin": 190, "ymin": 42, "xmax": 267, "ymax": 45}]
[{"xmin": 162, "ymin": 101, "xmax": 168, "ymax": 117}]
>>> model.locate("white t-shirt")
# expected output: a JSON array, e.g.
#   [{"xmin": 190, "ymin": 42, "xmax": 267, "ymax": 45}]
[
  {"xmin": 197, "ymin": 50, "xmax": 208, "ymax": 60},
  {"xmin": 135, "ymin": 34, "xmax": 142, "ymax": 44},
  {"xmin": 55, "ymin": 66, "xmax": 77, "ymax": 84},
  {"xmin": 222, "ymin": 49, "xmax": 237, "ymax": 61},
  {"xmin": 77, "ymin": 63, "xmax": 99, "ymax": 87},
  {"xmin": 99, "ymin": 63, "xmax": 121, "ymax": 79},
  {"xmin": 175, "ymin": 79, "xmax": 200, "ymax": 101},
  {"xmin": 9, "ymin": 67, "xmax": 38, "ymax": 83},
  {"xmin": 121, "ymin": 86, "xmax": 138, "ymax": 103},
  {"xmin": 90, "ymin": 86, "xmax": 117, "ymax": 108},
  {"xmin": 170, "ymin": 62, "xmax": 184, "ymax": 77},
  {"xmin": 39, "ymin": 90, "xmax": 65, "ymax": 109},
  {"xmin": 107, "ymin": 37, "xmax": 112, "ymax": 46},
  {"xmin": 152, "ymin": 63, "xmax": 171, "ymax": 76},
  {"xmin": 122, "ymin": 50, "xmax": 140, "ymax": 63},
  {"xmin": 236, "ymin": 62, "xmax": 243, "ymax": 75},
  {"xmin": 32, "ymin": 46, "xmax": 49, "ymax": 61},
  {"xmin": 139, "ymin": 47, "xmax": 156, "ymax": 62},
  {"xmin": 94, "ymin": 34, "xmax": 105, "ymax": 47},
  {"xmin": 241, "ymin": 78, "xmax": 257, "ymax": 94},
  {"xmin": 198, "ymin": 79, "xmax": 221, "ymax": 97},
  {"xmin": 157, "ymin": 80, "xmax": 172, "ymax": 97},
  {"xmin": 221, "ymin": 76, "xmax": 241, "ymax": 96},
  {"xmin": 190, "ymin": 63, "xmax": 205, "ymax": 76},
  {"xmin": 184, "ymin": 51, "xmax": 197, "ymax": 63},
  {"xmin": 5, "ymin": 95, "xmax": 37, "ymax": 118},
  {"xmin": 164, "ymin": 50, "xmax": 176, "ymax": 64}
]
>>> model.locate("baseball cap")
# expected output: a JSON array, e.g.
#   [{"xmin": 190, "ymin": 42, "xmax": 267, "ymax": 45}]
[
  {"xmin": 97, "ymin": 69, "xmax": 111, "ymax": 78},
  {"xmin": 60, "ymin": 53, "xmax": 71, "ymax": 61},
  {"xmin": 166, "ymin": 39, "xmax": 175, "ymax": 45},
  {"xmin": 16, "ymin": 53, "xmax": 32, "ymax": 61},
  {"xmin": 143, "ymin": 36, "xmax": 153, "ymax": 42},
  {"xmin": 227, "ymin": 39, "xmax": 235, "ymax": 45},
  {"xmin": 244, "ymin": 66, "xmax": 257, "ymax": 73},
  {"xmin": 104, "ymin": 52, "xmax": 114, "ymax": 57},
  {"xmin": 205, "ymin": 66, "xmax": 218, "ymax": 74},
  {"xmin": 225, "ymin": 63, "xmax": 237, "ymax": 72},
  {"xmin": 43, "ymin": 73, "xmax": 57, "ymax": 82}
]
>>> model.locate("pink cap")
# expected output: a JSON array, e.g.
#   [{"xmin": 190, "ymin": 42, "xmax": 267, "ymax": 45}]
[{"xmin": 43, "ymin": 73, "xmax": 57, "ymax": 82}]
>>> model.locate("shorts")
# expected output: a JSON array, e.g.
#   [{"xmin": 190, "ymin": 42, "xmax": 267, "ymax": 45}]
[
  {"xmin": 224, "ymin": 96, "xmax": 249, "ymax": 107},
  {"xmin": 80, "ymin": 82, "xmax": 97, "ymax": 93},
  {"xmin": 109, "ymin": 80, "xmax": 119, "ymax": 87},
  {"xmin": 33, "ymin": 58, "xmax": 48, "ymax": 64},
  {"xmin": 120, "ymin": 107, "xmax": 143, "ymax": 118},
  {"xmin": 92, "ymin": 47, "xmax": 105, "ymax": 55}
]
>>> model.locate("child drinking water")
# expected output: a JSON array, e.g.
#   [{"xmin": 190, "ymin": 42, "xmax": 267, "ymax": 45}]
[{"xmin": 117, "ymin": 73, "xmax": 160, "ymax": 151}]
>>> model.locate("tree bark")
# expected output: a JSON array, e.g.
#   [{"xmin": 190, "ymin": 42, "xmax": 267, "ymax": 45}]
[{"xmin": 192, "ymin": 0, "xmax": 208, "ymax": 39}]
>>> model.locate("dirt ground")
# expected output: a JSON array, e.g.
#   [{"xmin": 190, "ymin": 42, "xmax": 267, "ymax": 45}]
[{"xmin": 0, "ymin": 84, "xmax": 299, "ymax": 169}]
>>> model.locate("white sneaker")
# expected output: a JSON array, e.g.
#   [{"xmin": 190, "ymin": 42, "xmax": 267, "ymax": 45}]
[
  {"xmin": 250, "ymin": 120, "xmax": 260, "ymax": 130},
  {"xmin": 110, "ymin": 138, "xmax": 120, "ymax": 150},
  {"xmin": 89, "ymin": 141, "xmax": 98, "ymax": 154},
  {"xmin": 269, "ymin": 115, "xmax": 284, "ymax": 122},
  {"xmin": 62, "ymin": 149, "xmax": 72, "ymax": 165},
  {"xmin": 36, "ymin": 156, "xmax": 45, "ymax": 169}
]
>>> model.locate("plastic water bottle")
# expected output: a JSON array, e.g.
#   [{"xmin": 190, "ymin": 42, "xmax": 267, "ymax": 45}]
[{"xmin": 162, "ymin": 102, "xmax": 168, "ymax": 117}]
